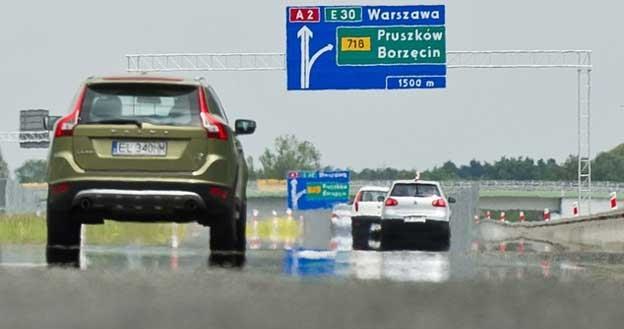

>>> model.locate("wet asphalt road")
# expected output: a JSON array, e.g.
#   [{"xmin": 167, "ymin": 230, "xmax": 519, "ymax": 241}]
[
  {"xmin": 2, "ymin": 192, "xmax": 624, "ymax": 281},
  {"xmin": 3, "ymin": 195, "xmax": 624, "ymax": 328}
]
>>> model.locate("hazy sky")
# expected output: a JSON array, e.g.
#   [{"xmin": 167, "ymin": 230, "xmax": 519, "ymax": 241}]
[{"xmin": 1, "ymin": 0, "xmax": 622, "ymax": 174}]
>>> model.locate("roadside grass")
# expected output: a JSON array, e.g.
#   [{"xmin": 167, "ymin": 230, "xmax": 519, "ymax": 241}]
[
  {"xmin": 0, "ymin": 214, "xmax": 185, "ymax": 246},
  {"xmin": 86, "ymin": 221, "xmax": 185, "ymax": 246},
  {"xmin": 247, "ymin": 217, "xmax": 301, "ymax": 241},
  {"xmin": 480, "ymin": 190, "xmax": 611, "ymax": 199},
  {"xmin": 0, "ymin": 214, "xmax": 47, "ymax": 244}
]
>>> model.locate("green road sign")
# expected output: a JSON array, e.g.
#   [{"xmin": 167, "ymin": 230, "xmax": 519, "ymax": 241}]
[{"xmin": 337, "ymin": 26, "xmax": 446, "ymax": 66}]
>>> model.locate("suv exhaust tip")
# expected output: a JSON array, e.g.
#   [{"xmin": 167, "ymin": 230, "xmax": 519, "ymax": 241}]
[
  {"xmin": 79, "ymin": 198, "xmax": 92, "ymax": 210},
  {"xmin": 185, "ymin": 200, "xmax": 199, "ymax": 211}
]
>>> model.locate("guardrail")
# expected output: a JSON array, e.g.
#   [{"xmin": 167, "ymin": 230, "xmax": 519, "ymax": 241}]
[{"xmin": 247, "ymin": 180, "xmax": 624, "ymax": 197}]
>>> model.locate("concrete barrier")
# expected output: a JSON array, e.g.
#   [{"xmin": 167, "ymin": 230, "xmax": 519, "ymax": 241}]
[{"xmin": 478, "ymin": 209, "xmax": 624, "ymax": 249}]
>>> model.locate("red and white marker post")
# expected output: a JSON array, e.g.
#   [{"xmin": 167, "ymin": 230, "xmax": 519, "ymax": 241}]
[
  {"xmin": 485, "ymin": 211, "xmax": 491, "ymax": 220},
  {"xmin": 519, "ymin": 211, "xmax": 526, "ymax": 222},
  {"xmin": 499, "ymin": 211, "xmax": 506, "ymax": 222},
  {"xmin": 610, "ymin": 192, "xmax": 618, "ymax": 210},
  {"xmin": 572, "ymin": 202, "xmax": 579, "ymax": 217},
  {"xmin": 543, "ymin": 208, "xmax": 551, "ymax": 221},
  {"xmin": 252, "ymin": 209, "xmax": 260, "ymax": 237}
]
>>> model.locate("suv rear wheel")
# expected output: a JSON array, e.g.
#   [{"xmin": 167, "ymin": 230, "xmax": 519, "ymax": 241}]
[
  {"xmin": 46, "ymin": 204, "xmax": 81, "ymax": 266},
  {"xmin": 209, "ymin": 202, "xmax": 246, "ymax": 267}
]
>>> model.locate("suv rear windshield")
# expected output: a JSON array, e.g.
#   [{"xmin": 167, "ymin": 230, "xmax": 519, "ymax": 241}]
[
  {"xmin": 391, "ymin": 183, "xmax": 441, "ymax": 197},
  {"xmin": 361, "ymin": 190, "xmax": 387, "ymax": 202},
  {"xmin": 79, "ymin": 83, "xmax": 200, "ymax": 126}
]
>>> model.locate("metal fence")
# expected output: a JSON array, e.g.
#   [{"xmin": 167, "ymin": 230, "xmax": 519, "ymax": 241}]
[{"xmin": 0, "ymin": 179, "xmax": 46, "ymax": 214}]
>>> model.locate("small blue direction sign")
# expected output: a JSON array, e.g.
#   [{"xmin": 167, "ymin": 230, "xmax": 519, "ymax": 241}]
[
  {"xmin": 286, "ymin": 5, "xmax": 446, "ymax": 91},
  {"xmin": 287, "ymin": 170, "xmax": 350, "ymax": 210}
]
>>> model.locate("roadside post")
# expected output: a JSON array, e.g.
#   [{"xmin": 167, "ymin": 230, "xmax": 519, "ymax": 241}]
[
  {"xmin": 252, "ymin": 209, "xmax": 260, "ymax": 237},
  {"xmin": 610, "ymin": 192, "xmax": 618, "ymax": 210},
  {"xmin": 170, "ymin": 223, "xmax": 179, "ymax": 249},
  {"xmin": 543, "ymin": 208, "xmax": 551, "ymax": 221}
]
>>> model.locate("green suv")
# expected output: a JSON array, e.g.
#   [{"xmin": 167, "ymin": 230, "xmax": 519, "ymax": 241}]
[{"xmin": 46, "ymin": 76, "xmax": 256, "ymax": 265}]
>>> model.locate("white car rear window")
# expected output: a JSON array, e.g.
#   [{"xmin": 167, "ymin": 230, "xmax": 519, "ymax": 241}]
[
  {"xmin": 360, "ymin": 191, "xmax": 387, "ymax": 202},
  {"xmin": 390, "ymin": 184, "xmax": 440, "ymax": 197}
]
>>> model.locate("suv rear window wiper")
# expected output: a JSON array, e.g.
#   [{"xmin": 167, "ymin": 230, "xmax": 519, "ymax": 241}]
[{"xmin": 86, "ymin": 119, "xmax": 143, "ymax": 128}]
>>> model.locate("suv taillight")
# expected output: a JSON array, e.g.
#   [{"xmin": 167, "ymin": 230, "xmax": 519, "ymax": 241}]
[
  {"xmin": 198, "ymin": 88, "xmax": 228, "ymax": 141},
  {"xmin": 54, "ymin": 86, "xmax": 87, "ymax": 138},
  {"xmin": 384, "ymin": 198, "xmax": 398, "ymax": 207},
  {"xmin": 432, "ymin": 198, "xmax": 447, "ymax": 208}
]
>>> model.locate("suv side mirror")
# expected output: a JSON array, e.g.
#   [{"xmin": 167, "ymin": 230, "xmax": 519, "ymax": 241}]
[
  {"xmin": 235, "ymin": 119, "xmax": 256, "ymax": 135},
  {"xmin": 448, "ymin": 197, "xmax": 457, "ymax": 204},
  {"xmin": 43, "ymin": 116, "xmax": 61, "ymax": 131}
]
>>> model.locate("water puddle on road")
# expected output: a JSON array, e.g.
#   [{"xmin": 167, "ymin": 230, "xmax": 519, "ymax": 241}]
[{"xmin": 3, "ymin": 219, "xmax": 624, "ymax": 282}]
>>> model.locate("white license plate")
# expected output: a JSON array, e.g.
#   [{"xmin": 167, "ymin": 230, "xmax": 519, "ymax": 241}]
[
  {"xmin": 112, "ymin": 141, "xmax": 167, "ymax": 156},
  {"xmin": 404, "ymin": 216, "xmax": 426, "ymax": 223}
]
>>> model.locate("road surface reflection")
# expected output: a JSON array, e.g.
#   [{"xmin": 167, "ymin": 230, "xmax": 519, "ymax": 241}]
[{"xmin": 3, "ymin": 218, "xmax": 624, "ymax": 282}]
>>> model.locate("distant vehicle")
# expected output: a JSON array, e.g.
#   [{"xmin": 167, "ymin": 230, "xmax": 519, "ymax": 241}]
[
  {"xmin": 330, "ymin": 203, "xmax": 353, "ymax": 229},
  {"xmin": 44, "ymin": 75, "xmax": 256, "ymax": 266},
  {"xmin": 350, "ymin": 186, "xmax": 389, "ymax": 250},
  {"xmin": 352, "ymin": 186, "xmax": 389, "ymax": 217},
  {"xmin": 380, "ymin": 179, "xmax": 455, "ymax": 250}
]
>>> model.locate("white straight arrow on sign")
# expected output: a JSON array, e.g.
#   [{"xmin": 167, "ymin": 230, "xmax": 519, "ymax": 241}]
[
  {"xmin": 297, "ymin": 26, "xmax": 312, "ymax": 89},
  {"xmin": 297, "ymin": 25, "xmax": 333, "ymax": 89}
]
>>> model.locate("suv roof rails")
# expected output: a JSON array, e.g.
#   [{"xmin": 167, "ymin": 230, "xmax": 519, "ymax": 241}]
[{"xmin": 194, "ymin": 76, "xmax": 207, "ymax": 86}]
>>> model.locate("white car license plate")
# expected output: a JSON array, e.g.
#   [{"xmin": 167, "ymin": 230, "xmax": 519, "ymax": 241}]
[
  {"xmin": 404, "ymin": 216, "xmax": 426, "ymax": 223},
  {"xmin": 112, "ymin": 141, "xmax": 167, "ymax": 157}
]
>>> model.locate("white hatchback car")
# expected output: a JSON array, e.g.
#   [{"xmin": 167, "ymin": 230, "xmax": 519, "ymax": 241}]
[
  {"xmin": 353, "ymin": 186, "xmax": 390, "ymax": 217},
  {"xmin": 380, "ymin": 179, "xmax": 455, "ymax": 249}
]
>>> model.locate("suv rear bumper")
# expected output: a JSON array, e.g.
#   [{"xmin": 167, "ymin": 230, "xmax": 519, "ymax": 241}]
[{"xmin": 48, "ymin": 181, "xmax": 234, "ymax": 223}]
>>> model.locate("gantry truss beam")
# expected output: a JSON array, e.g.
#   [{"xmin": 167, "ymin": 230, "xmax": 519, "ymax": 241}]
[
  {"xmin": 126, "ymin": 53, "xmax": 286, "ymax": 72},
  {"xmin": 0, "ymin": 131, "xmax": 49, "ymax": 143},
  {"xmin": 126, "ymin": 50, "xmax": 592, "ymax": 72}
]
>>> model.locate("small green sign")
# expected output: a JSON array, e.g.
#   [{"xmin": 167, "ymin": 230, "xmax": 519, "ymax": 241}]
[
  {"xmin": 337, "ymin": 26, "xmax": 446, "ymax": 66},
  {"xmin": 306, "ymin": 183, "xmax": 350, "ymax": 200},
  {"xmin": 325, "ymin": 7, "xmax": 362, "ymax": 22}
]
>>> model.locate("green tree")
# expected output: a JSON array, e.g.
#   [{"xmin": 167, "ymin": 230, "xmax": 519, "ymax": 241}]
[
  {"xmin": 593, "ymin": 144, "xmax": 624, "ymax": 181},
  {"xmin": 246, "ymin": 156, "xmax": 257, "ymax": 179},
  {"xmin": 423, "ymin": 161, "xmax": 459, "ymax": 181},
  {"xmin": 15, "ymin": 160, "xmax": 47, "ymax": 183},
  {"xmin": 258, "ymin": 135, "xmax": 322, "ymax": 179}
]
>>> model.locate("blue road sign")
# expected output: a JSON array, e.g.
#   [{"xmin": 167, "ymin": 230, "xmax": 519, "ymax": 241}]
[
  {"xmin": 286, "ymin": 5, "xmax": 446, "ymax": 91},
  {"xmin": 286, "ymin": 170, "xmax": 350, "ymax": 210}
]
